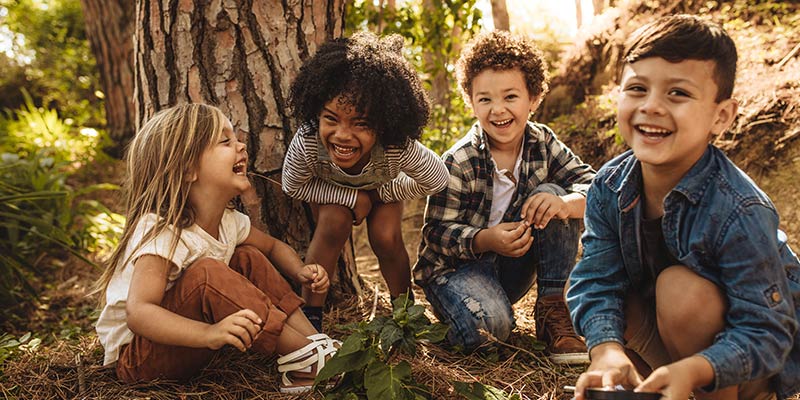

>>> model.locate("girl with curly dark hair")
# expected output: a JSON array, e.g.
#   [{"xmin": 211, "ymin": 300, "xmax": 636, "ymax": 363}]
[{"xmin": 282, "ymin": 31, "xmax": 448, "ymax": 330}]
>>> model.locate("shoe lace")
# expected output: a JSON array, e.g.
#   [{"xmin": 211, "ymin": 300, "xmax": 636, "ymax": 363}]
[{"xmin": 538, "ymin": 298, "xmax": 578, "ymax": 338}]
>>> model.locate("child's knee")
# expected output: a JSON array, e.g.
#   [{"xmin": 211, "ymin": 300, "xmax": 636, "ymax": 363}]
[
  {"xmin": 315, "ymin": 205, "xmax": 353, "ymax": 239},
  {"xmin": 180, "ymin": 258, "xmax": 237, "ymax": 289},
  {"xmin": 452, "ymin": 296, "xmax": 514, "ymax": 350},
  {"xmin": 368, "ymin": 226, "xmax": 404, "ymax": 257},
  {"xmin": 655, "ymin": 265, "xmax": 726, "ymax": 332}
]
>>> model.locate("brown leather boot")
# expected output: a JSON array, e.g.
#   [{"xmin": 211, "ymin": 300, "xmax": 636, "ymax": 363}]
[{"xmin": 535, "ymin": 294, "xmax": 589, "ymax": 364}]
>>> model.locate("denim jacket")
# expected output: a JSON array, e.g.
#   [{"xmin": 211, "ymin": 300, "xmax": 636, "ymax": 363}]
[{"xmin": 567, "ymin": 145, "xmax": 800, "ymax": 397}]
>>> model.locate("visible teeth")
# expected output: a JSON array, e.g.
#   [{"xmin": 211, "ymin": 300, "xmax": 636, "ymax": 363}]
[
  {"xmin": 492, "ymin": 119, "xmax": 513, "ymax": 126},
  {"xmin": 333, "ymin": 144, "xmax": 356, "ymax": 156},
  {"xmin": 637, "ymin": 125, "xmax": 671, "ymax": 134},
  {"xmin": 233, "ymin": 161, "xmax": 245, "ymax": 174}
]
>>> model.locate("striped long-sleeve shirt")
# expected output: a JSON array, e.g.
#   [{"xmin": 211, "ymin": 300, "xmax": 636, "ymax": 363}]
[{"xmin": 281, "ymin": 123, "xmax": 448, "ymax": 209}]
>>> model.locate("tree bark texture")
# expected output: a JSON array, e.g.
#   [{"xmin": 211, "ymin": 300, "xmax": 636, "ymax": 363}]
[
  {"xmin": 134, "ymin": 0, "xmax": 361, "ymax": 296},
  {"xmin": 80, "ymin": 0, "xmax": 136, "ymax": 157},
  {"xmin": 489, "ymin": 0, "xmax": 509, "ymax": 31}
]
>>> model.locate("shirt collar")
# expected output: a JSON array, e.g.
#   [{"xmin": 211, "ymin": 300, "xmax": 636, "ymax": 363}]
[{"xmin": 609, "ymin": 145, "xmax": 716, "ymax": 211}]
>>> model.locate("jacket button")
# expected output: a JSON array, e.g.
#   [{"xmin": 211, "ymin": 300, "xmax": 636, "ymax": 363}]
[{"xmin": 772, "ymin": 291, "xmax": 781, "ymax": 303}]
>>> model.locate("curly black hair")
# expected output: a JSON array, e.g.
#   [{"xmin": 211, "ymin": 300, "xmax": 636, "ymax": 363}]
[
  {"xmin": 456, "ymin": 30, "xmax": 548, "ymax": 103},
  {"xmin": 288, "ymin": 31, "xmax": 431, "ymax": 148}
]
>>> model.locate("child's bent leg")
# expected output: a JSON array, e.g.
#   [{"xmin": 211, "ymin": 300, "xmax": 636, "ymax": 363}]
[
  {"xmin": 305, "ymin": 204, "xmax": 354, "ymax": 306},
  {"xmin": 116, "ymin": 257, "xmax": 301, "ymax": 383},
  {"xmin": 527, "ymin": 183, "xmax": 581, "ymax": 299},
  {"xmin": 420, "ymin": 260, "xmax": 514, "ymax": 352},
  {"xmin": 366, "ymin": 200, "xmax": 411, "ymax": 298},
  {"xmin": 229, "ymin": 246, "xmax": 314, "ymax": 336},
  {"xmin": 655, "ymin": 265, "xmax": 735, "ymax": 399}
]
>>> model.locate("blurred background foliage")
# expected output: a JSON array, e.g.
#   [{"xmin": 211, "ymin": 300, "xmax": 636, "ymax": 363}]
[{"xmin": 0, "ymin": 0, "xmax": 118, "ymax": 314}]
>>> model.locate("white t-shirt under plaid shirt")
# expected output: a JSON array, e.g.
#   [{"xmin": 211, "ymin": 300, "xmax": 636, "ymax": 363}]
[{"xmin": 414, "ymin": 121, "xmax": 596, "ymax": 284}]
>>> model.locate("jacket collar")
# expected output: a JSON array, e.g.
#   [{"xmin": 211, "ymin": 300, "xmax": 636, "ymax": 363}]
[{"xmin": 606, "ymin": 145, "xmax": 717, "ymax": 211}]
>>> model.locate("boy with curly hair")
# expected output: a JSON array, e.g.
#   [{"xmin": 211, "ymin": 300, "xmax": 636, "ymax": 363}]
[
  {"xmin": 568, "ymin": 15, "xmax": 800, "ymax": 399},
  {"xmin": 282, "ymin": 31, "xmax": 448, "ymax": 330},
  {"xmin": 414, "ymin": 30, "xmax": 596, "ymax": 363}
]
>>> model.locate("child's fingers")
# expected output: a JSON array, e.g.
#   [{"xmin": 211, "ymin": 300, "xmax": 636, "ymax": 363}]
[
  {"xmin": 533, "ymin": 201, "xmax": 553, "ymax": 227},
  {"xmin": 235, "ymin": 309, "xmax": 263, "ymax": 326},
  {"xmin": 511, "ymin": 233, "xmax": 534, "ymax": 256},
  {"xmin": 521, "ymin": 194, "xmax": 544, "ymax": 223}
]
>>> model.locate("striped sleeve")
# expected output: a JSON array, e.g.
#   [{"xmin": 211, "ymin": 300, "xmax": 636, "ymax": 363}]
[
  {"xmin": 376, "ymin": 141, "xmax": 449, "ymax": 203},
  {"xmin": 281, "ymin": 128, "xmax": 358, "ymax": 209}
]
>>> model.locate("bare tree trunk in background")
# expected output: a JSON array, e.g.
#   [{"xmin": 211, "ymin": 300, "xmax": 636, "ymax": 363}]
[
  {"xmin": 490, "ymin": 0, "xmax": 510, "ymax": 31},
  {"xmin": 80, "ymin": 0, "xmax": 135, "ymax": 158},
  {"xmin": 134, "ymin": 0, "xmax": 361, "ymax": 297},
  {"xmin": 593, "ymin": 0, "xmax": 605, "ymax": 15},
  {"xmin": 575, "ymin": 0, "xmax": 583, "ymax": 29}
]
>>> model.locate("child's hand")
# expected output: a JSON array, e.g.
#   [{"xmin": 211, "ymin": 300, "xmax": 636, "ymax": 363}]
[
  {"xmin": 481, "ymin": 221, "xmax": 533, "ymax": 257},
  {"xmin": 352, "ymin": 190, "xmax": 373, "ymax": 226},
  {"xmin": 521, "ymin": 192, "xmax": 570, "ymax": 229},
  {"xmin": 297, "ymin": 263, "xmax": 330, "ymax": 294},
  {"xmin": 635, "ymin": 356, "xmax": 712, "ymax": 400},
  {"xmin": 204, "ymin": 309, "xmax": 262, "ymax": 352},
  {"xmin": 574, "ymin": 342, "xmax": 643, "ymax": 400}
]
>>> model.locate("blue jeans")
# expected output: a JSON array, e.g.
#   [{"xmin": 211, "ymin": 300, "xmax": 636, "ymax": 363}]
[{"xmin": 421, "ymin": 184, "xmax": 581, "ymax": 352}]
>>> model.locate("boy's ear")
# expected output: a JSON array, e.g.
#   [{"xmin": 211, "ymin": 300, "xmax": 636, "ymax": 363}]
[
  {"xmin": 529, "ymin": 94, "xmax": 544, "ymax": 113},
  {"xmin": 711, "ymin": 98, "xmax": 739, "ymax": 135}
]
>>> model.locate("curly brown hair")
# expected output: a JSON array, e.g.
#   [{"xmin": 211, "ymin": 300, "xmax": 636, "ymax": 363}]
[
  {"xmin": 456, "ymin": 30, "xmax": 548, "ymax": 103},
  {"xmin": 288, "ymin": 31, "xmax": 430, "ymax": 148}
]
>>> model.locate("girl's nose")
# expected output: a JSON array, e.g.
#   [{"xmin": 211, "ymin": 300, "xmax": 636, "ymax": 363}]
[
  {"xmin": 334, "ymin": 126, "xmax": 353, "ymax": 139},
  {"xmin": 490, "ymin": 104, "xmax": 505, "ymax": 116}
]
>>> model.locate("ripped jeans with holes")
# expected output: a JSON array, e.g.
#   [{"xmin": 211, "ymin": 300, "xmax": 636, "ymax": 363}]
[{"xmin": 420, "ymin": 184, "xmax": 581, "ymax": 353}]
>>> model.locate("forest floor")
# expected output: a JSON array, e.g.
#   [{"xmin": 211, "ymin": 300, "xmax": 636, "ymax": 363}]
[{"xmin": 2, "ymin": 3, "xmax": 800, "ymax": 400}]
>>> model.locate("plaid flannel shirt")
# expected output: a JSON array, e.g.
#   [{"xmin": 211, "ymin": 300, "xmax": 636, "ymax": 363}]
[{"xmin": 413, "ymin": 121, "xmax": 596, "ymax": 284}]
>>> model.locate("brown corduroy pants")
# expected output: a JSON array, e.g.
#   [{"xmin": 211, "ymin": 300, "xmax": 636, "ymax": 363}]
[{"xmin": 115, "ymin": 245, "xmax": 304, "ymax": 383}]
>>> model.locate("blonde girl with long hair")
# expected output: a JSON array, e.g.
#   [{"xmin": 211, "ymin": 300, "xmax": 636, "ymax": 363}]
[{"xmin": 94, "ymin": 103, "xmax": 338, "ymax": 393}]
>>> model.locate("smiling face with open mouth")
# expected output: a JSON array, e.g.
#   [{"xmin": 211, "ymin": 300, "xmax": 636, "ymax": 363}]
[
  {"xmin": 618, "ymin": 57, "xmax": 737, "ymax": 176},
  {"xmin": 192, "ymin": 118, "xmax": 250, "ymax": 199},
  {"xmin": 318, "ymin": 95, "xmax": 377, "ymax": 174},
  {"xmin": 469, "ymin": 68, "xmax": 540, "ymax": 151}
]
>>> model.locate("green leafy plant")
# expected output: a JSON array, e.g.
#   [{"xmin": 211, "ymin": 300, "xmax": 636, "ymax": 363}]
[
  {"xmin": 315, "ymin": 294, "xmax": 449, "ymax": 399},
  {"xmin": 0, "ymin": 96, "xmax": 120, "ymax": 308},
  {"xmin": 0, "ymin": 332, "xmax": 41, "ymax": 367}
]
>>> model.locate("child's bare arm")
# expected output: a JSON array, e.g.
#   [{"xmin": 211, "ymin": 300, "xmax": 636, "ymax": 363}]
[
  {"xmin": 126, "ymin": 255, "xmax": 262, "ymax": 352},
  {"xmin": 242, "ymin": 227, "xmax": 328, "ymax": 293}
]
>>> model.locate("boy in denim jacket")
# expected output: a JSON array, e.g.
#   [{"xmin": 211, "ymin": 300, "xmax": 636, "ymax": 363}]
[
  {"xmin": 415, "ymin": 31, "xmax": 596, "ymax": 363},
  {"xmin": 567, "ymin": 15, "xmax": 800, "ymax": 400}
]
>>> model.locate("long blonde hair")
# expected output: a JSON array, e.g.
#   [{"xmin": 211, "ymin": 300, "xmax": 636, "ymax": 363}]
[{"xmin": 93, "ymin": 103, "xmax": 227, "ymax": 304}]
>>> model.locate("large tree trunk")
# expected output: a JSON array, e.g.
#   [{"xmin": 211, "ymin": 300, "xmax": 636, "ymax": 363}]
[
  {"xmin": 490, "ymin": 0, "xmax": 509, "ymax": 31},
  {"xmin": 80, "ymin": 0, "xmax": 136, "ymax": 157},
  {"xmin": 133, "ymin": 0, "xmax": 361, "ymax": 297}
]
